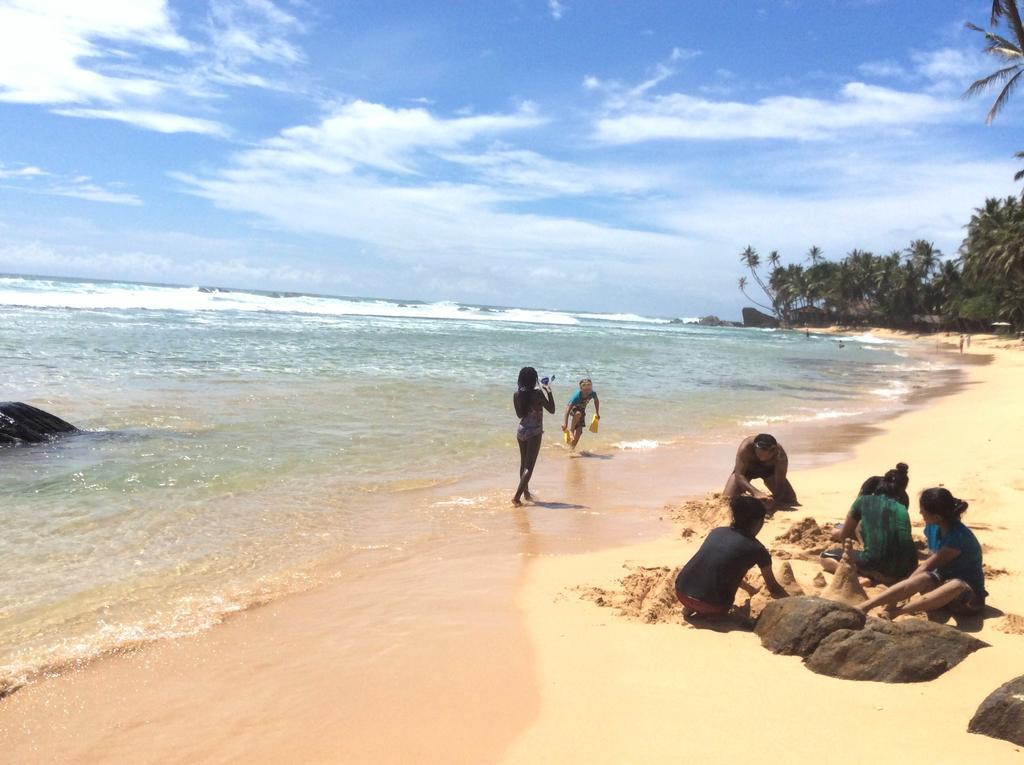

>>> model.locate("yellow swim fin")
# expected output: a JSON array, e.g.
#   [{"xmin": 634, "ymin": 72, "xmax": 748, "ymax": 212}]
[
  {"xmin": 589, "ymin": 414, "xmax": 600, "ymax": 433},
  {"xmin": 563, "ymin": 429, "xmax": 571, "ymax": 444}
]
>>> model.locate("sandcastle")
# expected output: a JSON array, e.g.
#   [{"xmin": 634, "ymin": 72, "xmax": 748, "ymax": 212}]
[{"xmin": 821, "ymin": 539, "xmax": 868, "ymax": 606}]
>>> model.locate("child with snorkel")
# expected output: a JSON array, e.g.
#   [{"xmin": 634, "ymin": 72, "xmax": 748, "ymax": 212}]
[{"xmin": 562, "ymin": 377, "xmax": 600, "ymax": 451}]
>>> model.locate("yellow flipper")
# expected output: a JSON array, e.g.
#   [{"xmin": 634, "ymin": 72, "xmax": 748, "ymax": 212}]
[
  {"xmin": 589, "ymin": 414, "xmax": 600, "ymax": 433},
  {"xmin": 563, "ymin": 429, "xmax": 571, "ymax": 444}
]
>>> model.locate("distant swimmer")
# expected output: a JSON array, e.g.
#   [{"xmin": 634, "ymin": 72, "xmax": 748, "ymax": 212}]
[
  {"xmin": 562, "ymin": 377, "xmax": 600, "ymax": 451},
  {"xmin": 512, "ymin": 367, "xmax": 555, "ymax": 506},
  {"xmin": 723, "ymin": 433, "xmax": 798, "ymax": 508}
]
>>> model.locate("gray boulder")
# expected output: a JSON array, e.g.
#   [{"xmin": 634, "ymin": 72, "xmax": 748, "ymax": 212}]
[
  {"xmin": 0, "ymin": 401, "xmax": 78, "ymax": 446},
  {"xmin": 968, "ymin": 675, "xmax": 1024, "ymax": 746},
  {"xmin": 742, "ymin": 307, "xmax": 780, "ymax": 328},
  {"xmin": 806, "ymin": 617, "xmax": 987, "ymax": 683},
  {"xmin": 754, "ymin": 596, "xmax": 865, "ymax": 657}
]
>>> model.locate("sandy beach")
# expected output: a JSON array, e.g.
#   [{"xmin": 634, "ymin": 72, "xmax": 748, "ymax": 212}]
[
  {"xmin": 2, "ymin": 332, "xmax": 1023, "ymax": 763},
  {"xmin": 507, "ymin": 333, "xmax": 1024, "ymax": 763}
]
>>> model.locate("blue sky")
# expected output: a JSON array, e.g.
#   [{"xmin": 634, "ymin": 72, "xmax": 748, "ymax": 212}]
[{"xmin": 0, "ymin": 0, "xmax": 1021, "ymax": 318}]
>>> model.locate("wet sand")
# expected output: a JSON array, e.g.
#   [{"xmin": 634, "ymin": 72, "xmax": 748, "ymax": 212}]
[{"xmin": 1, "ymin": 332, "xmax": 1016, "ymax": 762}]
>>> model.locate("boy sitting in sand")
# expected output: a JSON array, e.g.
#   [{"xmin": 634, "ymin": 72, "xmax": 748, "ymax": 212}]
[
  {"xmin": 820, "ymin": 470, "xmax": 917, "ymax": 585},
  {"xmin": 561, "ymin": 377, "xmax": 600, "ymax": 451},
  {"xmin": 674, "ymin": 496, "xmax": 788, "ymax": 618},
  {"xmin": 858, "ymin": 487, "xmax": 987, "ymax": 618}
]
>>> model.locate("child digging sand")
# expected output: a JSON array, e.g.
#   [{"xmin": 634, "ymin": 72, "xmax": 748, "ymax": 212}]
[
  {"xmin": 674, "ymin": 495, "xmax": 788, "ymax": 618},
  {"xmin": 858, "ymin": 487, "xmax": 987, "ymax": 618},
  {"xmin": 819, "ymin": 470, "xmax": 917, "ymax": 586}
]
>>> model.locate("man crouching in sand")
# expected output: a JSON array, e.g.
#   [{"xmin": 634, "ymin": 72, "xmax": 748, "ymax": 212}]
[
  {"xmin": 674, "ymin": 496, "xmax": 788, "ymax": 618},
  {"xmin": 723, "ymin": 433, "xmax": 798, "ymax": 509}
]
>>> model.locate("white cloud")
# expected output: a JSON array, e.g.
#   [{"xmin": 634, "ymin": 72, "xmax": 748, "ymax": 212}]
[
  {"xmin": 0, "ymin": 242, "xmax": 322, "ymax": 286},
  {"xmin": 548, "ymin": 0, "xmax": 566, "ymax": 20},
  {"xmin": 201, "ymin": 0, "xmax": 305, "ymax": 88},
  {"xmin": 439, "ymin": 147, "xmax": 667, "ymax": 196},
  {"xmin": 0, "ymin": 162, "xmax": 141, "ymax": 205},
  {"xmin": 859, "ymin": 47, "xmax": 990, "ymax": 91},
  {"xmin": 0, "ymin": 0, "xmax": 304, "ymax": 134},
  {"xmin": 232, "ymin": 100, "xmax": 546, "ymax": 176},
  {"xmin": 641, "ymin": 154, "xmax": 1019, "ymax": 260},
  {"xmin": 585, "ymin": 48, "xmax": 701, "ymax": 110},
  {"xmin": 912, "ymin": 47, "xmax": 989, "ymax": 84},
  {"xmin": 592, "ymin": 82, "xmax": 963, "ymax": 143},
  {"xmin": 53, "ymin": 107, "xmax": 229, "ymax": 136},
  {"xmin": 0, "ymin": 0, "xmax": 188, "ymax": 104},
  {"xmin": 0, "ymin": 164, "xmax": 45, "ymax": 179},
  {"xmin": 858, "ymin": 60, "xmax": 906, "ymax": 79},
  {"xmin": 172, "ymin": 100, "xmax": 684, "ymax": 269}
]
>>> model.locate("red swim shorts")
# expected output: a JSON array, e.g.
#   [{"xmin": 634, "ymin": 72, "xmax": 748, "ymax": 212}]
[{"xmin": 675, "ymin": 590, "xmax": 729, "ymax": 616}]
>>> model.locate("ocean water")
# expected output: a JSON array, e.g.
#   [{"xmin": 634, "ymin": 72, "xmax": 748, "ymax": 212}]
[{"xmin": 0, "ymin": 274, "xmax": 950, "ymax": 693}]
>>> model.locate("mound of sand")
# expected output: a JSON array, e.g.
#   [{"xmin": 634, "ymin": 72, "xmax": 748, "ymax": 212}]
[
  {"xmin": 733, "ymin": 561, "xmax": 805, "ymax": 619},
  {"xmin": 772, "ymin": 517, "xmax": 835, "ymax": 559},
  {"xmin": 776, "ymin": 561, "xmax": 806, "ymax": 597},
  {"xmin": 579, "ymin": 565, "xmax": 682, "ymax": 625},
  {"xmin": 821, "ymin": 541, "xmax": 868, "ymax": 606},
  {"xmin": 665, "ymin": 493, "xmax": 732, "ymax": 538},
  {"xmin": 997, "ymin": 613, "xmax": 1024, "ymax": 635}
]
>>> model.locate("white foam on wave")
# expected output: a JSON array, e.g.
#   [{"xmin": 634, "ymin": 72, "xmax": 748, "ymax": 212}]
[
  {"xmin": 870, "ymin": 381, "xmax": 911, "ymax": 400},
  {"xmin": 740, "ymin": 408, "xmax": 865, "ymax": 428},
  {"xmin": 431, "ymin": 495, "xmax": 488, "ymax": 507},
  {"xmin": 613, "ymin": 439, "xmax": 660, "ymax": 450},
  {"xmin": 844, "ymin": 332, "xmax": 895, "ymax": 345},
  {"xmin": 0, "ymin": 278, "xmax": 684, "ymax": 328},
  {"xmin": 572, "ymin": 311, "xmax": 671, "ymax": 325},
  {"xmin": 0, "ymin": 280, "xmax": 583, "ymax": 326}
]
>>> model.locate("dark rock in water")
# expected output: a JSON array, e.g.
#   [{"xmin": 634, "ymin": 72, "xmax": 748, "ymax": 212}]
[
  {"xmin": 0, "ymin": 402, "xmax": 78, "ymax": 446},
  {"xmin": 754, "ymin": 596, "xmax": 865, "ymax": 657},
  {"xmin": 742, "ymin": 307, "xmax": 780, "ymax": 328},
  {"xmin": 697, "ymin": 315, "xmax": 726, "ymax": 327},
  {"xmin": 969, "ymin": 675, "xmax": 1024, "ymax": 746},
  {"xmin": 806, "ymin": 617, "xmax": 987, "ymax": 683}
]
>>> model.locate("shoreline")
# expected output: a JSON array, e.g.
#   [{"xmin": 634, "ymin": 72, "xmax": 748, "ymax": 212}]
[
  {"xmin": 0, "ymin": 332, "xmax": 1009, "ymax": 762},
  {"xmin": 0, "ymin": 327, "xmax": 950, "ymax": 699}
]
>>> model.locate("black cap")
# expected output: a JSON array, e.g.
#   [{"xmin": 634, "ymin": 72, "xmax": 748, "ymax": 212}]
[{"xmin": 753, "ymin": 433, "xmax": 777, "ymax": 450}]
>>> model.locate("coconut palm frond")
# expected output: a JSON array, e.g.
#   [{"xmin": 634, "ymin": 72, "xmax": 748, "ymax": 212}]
[
  {"xmin": 990, "ymin": 0, "xmax": 1004, "ymax": 25},
  {"xmin": 984, "ymin": 35, "xmax": 1024, "ymax": 59},
  {"xmin": 1003, "ymin": 0, "xmax": 1024, "ymax": 48},
  {"xmin": 986, "ymin": 68, "xmax": 1024, "ymax": 122},
  {"xmin": 964, "ymin": 63, "xmax": 1022, "ymax": 98}
]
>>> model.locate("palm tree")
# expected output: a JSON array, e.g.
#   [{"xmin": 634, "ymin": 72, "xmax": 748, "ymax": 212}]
[
  {"xmin": 965, "ymin": 1, "xmax": 1024, "ymax": 124},
  {"xmin": 739, "ymin": 246, "xmax": 780, "ymax": 317},
  {"xmin": 737, "ymin": 276, "xmax": 775, "ymax": 313},
  {"xmin": 959, "ymin": 196, "xmax": 1024, "ymax": 326},
  {"xmin": 904, "ymin": 240, "xmax": 942, "ymax": 278},
  {"xmin": 806, "ymin": 245, "xmax": 823, "ymax": 266}
]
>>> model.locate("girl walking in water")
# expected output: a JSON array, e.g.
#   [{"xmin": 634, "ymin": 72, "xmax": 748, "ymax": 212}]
[{"xmin": 513, "ymin": 367, "xmax": 555, "ymax": 506}]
